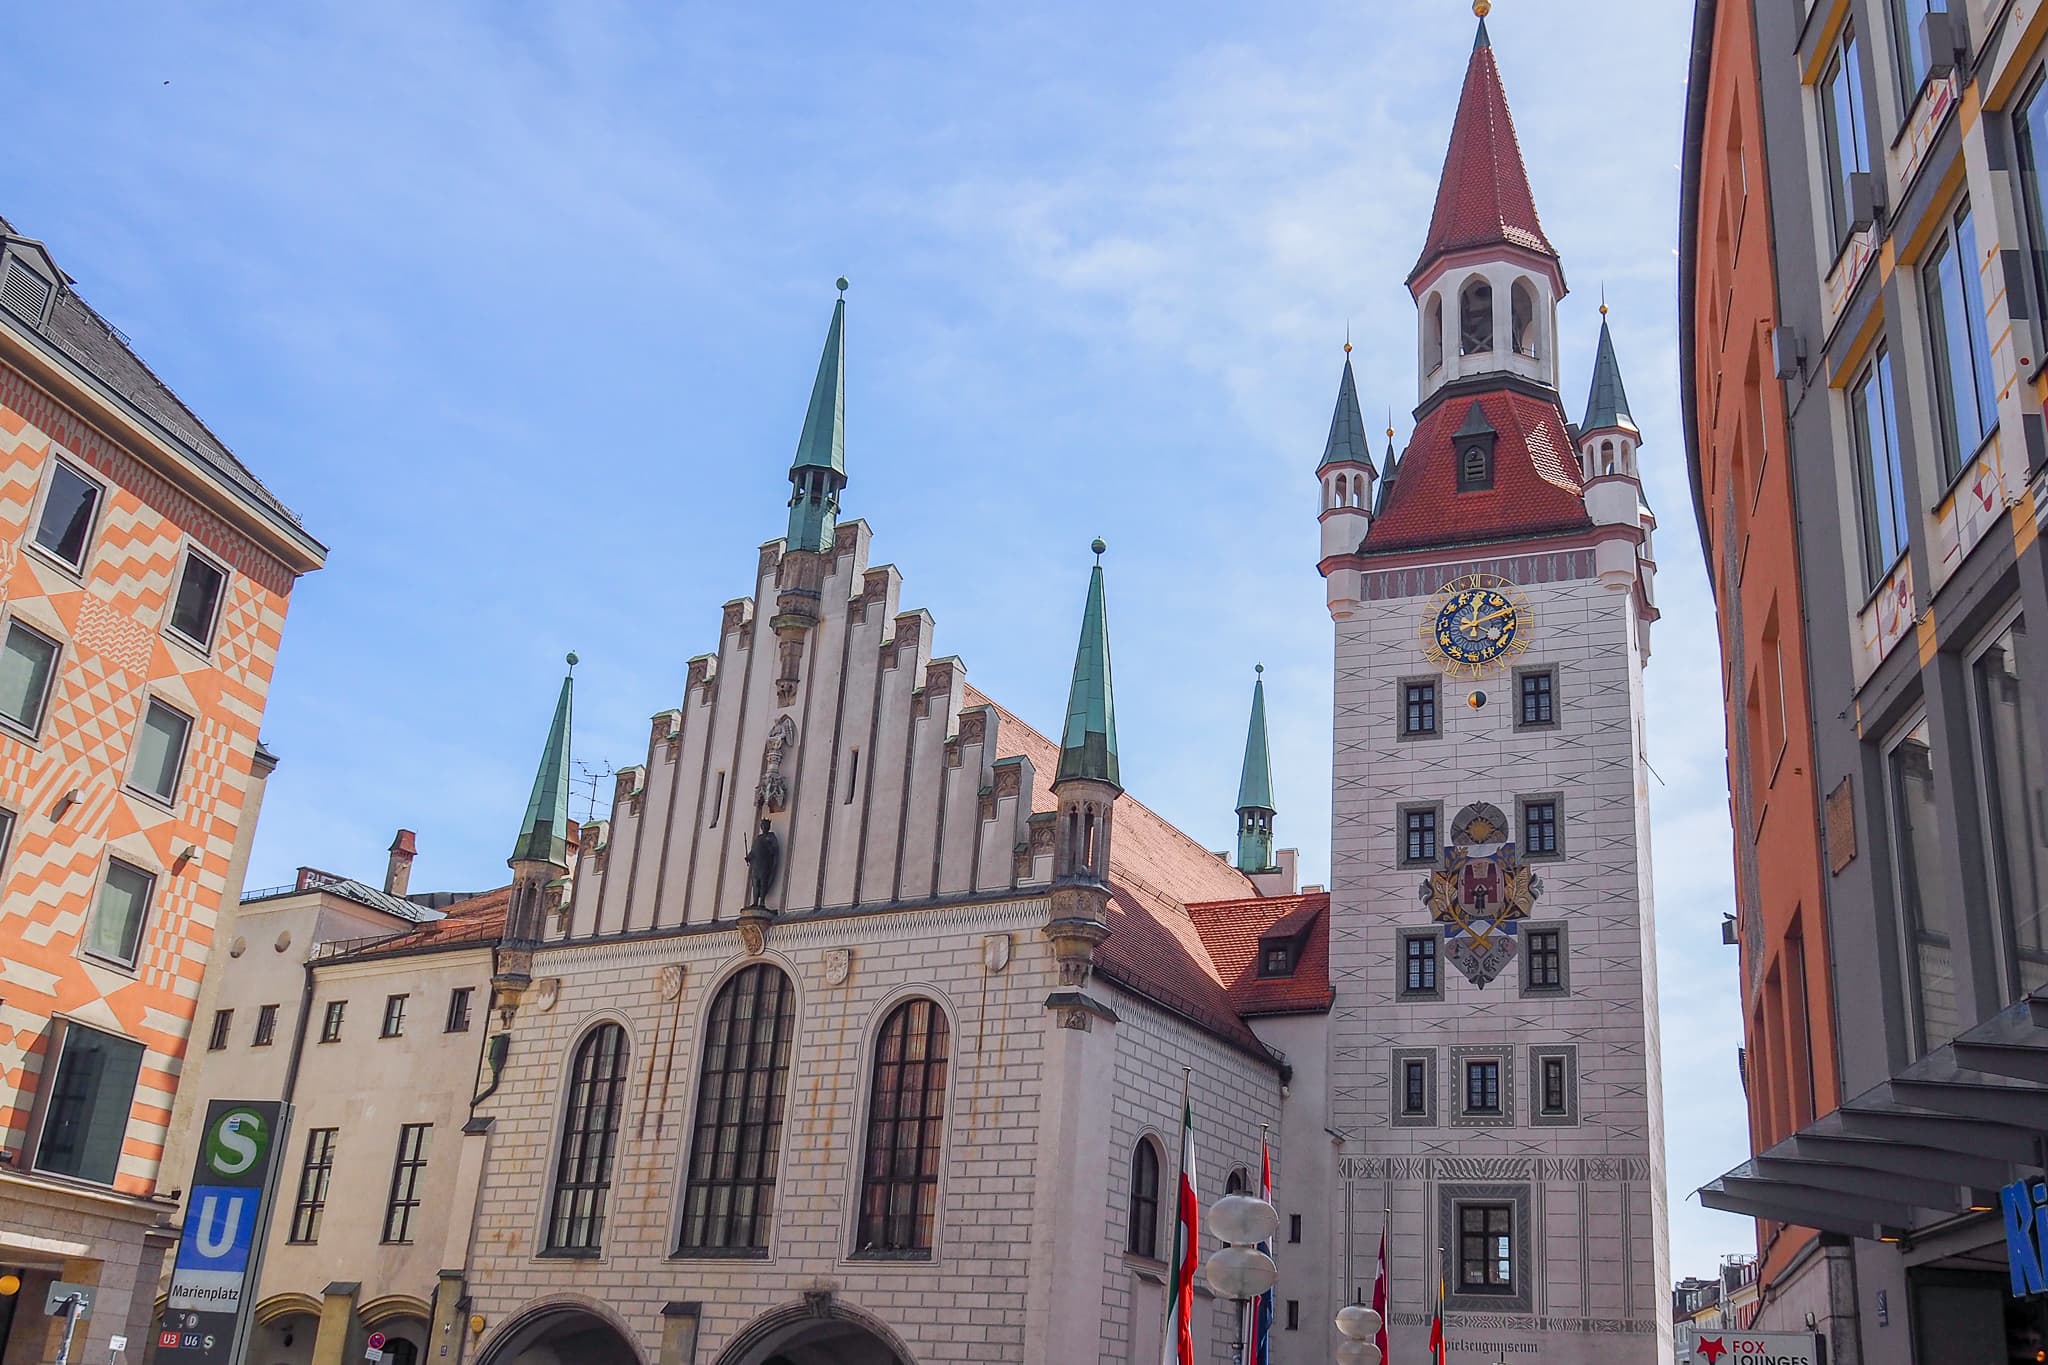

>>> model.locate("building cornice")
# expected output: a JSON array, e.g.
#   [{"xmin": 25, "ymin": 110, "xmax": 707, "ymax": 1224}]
[{"xmin": 1678, "ymin": 0, "xmax": 1720, "ymax": 601}]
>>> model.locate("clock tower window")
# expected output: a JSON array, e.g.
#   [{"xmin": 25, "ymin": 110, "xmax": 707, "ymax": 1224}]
[{"xmin": 1459, "ymin": 278, "xmax": 1494, "ymax": 356}]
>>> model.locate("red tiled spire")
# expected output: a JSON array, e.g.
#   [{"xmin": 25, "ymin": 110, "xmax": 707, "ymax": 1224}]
[{"xmin": 1407, "ymin": 21, "xmax": 1559, "ymax": 291}]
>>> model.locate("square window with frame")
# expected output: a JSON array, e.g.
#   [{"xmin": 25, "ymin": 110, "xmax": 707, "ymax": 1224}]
[
  {"xmin": 320, "ymin": 1000, "xmax": 346, "ymax": 1044},
  {"xmin": 87, "ymin": 859, "xmax": 155, "ymax": 968},
  {"xmin": 381, "ymin": 994, "xmax": 408, "ymax": 1038},
  {"xmin": 1519, "ymin": 797, "xmax": 1561, "ymax": 860},
  {"xmin": 129, "ymin": 699, "xmax": 192, "ymax": 805},
  {"xmin": 1515, "ymin": 667, "xmax": 1557, "ymax": 729},
  {"xmin": 253, "ymin": 1003, "xmax": 279, "ymax": 1047},
  {"xmin": 1391, "ymin": 1048, "xmax": 1437, "ymax": 1127},
  {"xmin": 1464, "ymin": 1059, "xmax": 1502, "ymax": 1115},
  {"xmin": 1535, "ymin": 1052, "xmax": 1574, "ymax": 1121},
  {"xmin": 1401, "ymin": 678, "xmax": 1440, "ymax": 738},
  {"xmin": 31, "ymin": 1019, "xmax": 146, "ymax": 1186},
  {"xmin": 1404, "ymin": 1060, "xmax": 1428, "ymax": 1113},
  {"xmin": 0, "ymin": 620, "xmax": 60, "ymax": 736},
  {"xmin": 1259, "ymin": 943, "xmax": 1294, "ymax": 977},
  {"xmin": 1457, "ymin": 1202, "xmax": 1516, "ymax": 1295},
  {"xmin": 1398, "ymin": 930, "xmax": 1442, "ymax": 1000},
  {"xmin": 1521, "ymin": 925, "xmax": 1568, "ymax": 995},
  {"xmin": 31, "ymin": 460, "xmax": 102, "ymax": 572},
  {"xmin": 1401, "ymin": 804, "xmax": 1441, "ymax": 866},
  {"xmin": 166, "ymin": 549, "xmax": 228, "ymax": 651}
]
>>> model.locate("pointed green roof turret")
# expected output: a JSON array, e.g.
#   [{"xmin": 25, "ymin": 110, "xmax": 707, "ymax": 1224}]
[
  {"xmin": 1374, "ymin": 429, "xmax": 1400, "ymax": 517},
  {"xmin": 1318, "ymin": 352, "xmax": 1376, "ymax": 473},
  {"xmin": 792, "ymin": 284, "xmax": 847, "ymax": 477},
  {"xmin": 1056, "ymin": 540, "xmax": 1120, "ymax": 789},
  {"xmin": 1236, "ymin": 667, "xmax": 1274, "ymax": 813},
  {"xmin": 1580, "ymin": 312, "xmax": 1638, "ymax": 436},
  {"xmin": 509, "ymin": 655, "xmax": 575, "ymax": 869}
]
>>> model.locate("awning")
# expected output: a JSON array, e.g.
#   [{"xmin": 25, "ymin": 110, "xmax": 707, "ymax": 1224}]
[{"xmin": 1699, "ymin": 990, "xmax": 2048, "ymax": 1239}]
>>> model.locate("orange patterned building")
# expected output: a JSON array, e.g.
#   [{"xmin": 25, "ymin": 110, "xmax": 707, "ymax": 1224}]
[{"xmin": 0, "ymin": 219, "xmax": 324, "ymax": 1362}]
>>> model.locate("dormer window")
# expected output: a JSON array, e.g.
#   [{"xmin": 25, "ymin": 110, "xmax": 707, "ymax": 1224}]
[
  {"xmin": 1453, "ymin": 404, "xmax": 1499, "ymax": 492},
  {"xmin": 0, "ymin": 240, "xmax": 62, "ymax": 330},
  {"xmin": 1259, "ymin": 942, "xmax": 1295, "ymax": 977}
]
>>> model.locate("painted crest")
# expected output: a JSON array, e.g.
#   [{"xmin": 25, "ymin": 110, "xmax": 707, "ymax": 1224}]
[
  {"xmin": 533, "ymin": 977, "xmax": 561, "ymax": 1012},
  {"xmin": 756, "ymin": 714, "xmax": 798, "ymax": 813},
  {"xmin": 1420, "ymin": 840, "xmax": 1541, "ymax": 988},
  {"xmin": 656, "ymin": 964, "xmax": 686, "ymax": 1001},
  {"xmin": 822, "ymin": 948, "xmax": 853, "ymax": 986},
  {"xmin": 983, "ymin": 932, "xmax": 1012, "ymax": 974}
]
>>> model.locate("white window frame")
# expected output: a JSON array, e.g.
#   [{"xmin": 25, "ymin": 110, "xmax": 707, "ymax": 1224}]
[
  {"xmin": 0, "ymin": 616, "xmax": 62, "ymax": 741},
  {"xmin": 25, "ymin": 453, "xmax": 106, "ymax": 577},
  {"xmin": 126, "ymin": 696, "xmax": 193, "ymax": 807},
  {"xmin": 163, "ymin": 544, "xmax": 231, "ymax": 654},
  {"xmin": 83, "ymin": 856, "xmax": 157, "ymax": 970}
]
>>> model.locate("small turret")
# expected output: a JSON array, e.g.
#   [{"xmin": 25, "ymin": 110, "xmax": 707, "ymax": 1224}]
[
  {"xmin": 504, "ymin": 655, "xmax": 576, "ymax": 948},
  {"xmin": 1045, "ymin": 540, "xmax": 1120, "ymax": 987},
  {"xmin": 772, "ymin": 281, "xmax": 850, "ymax": 706},
  {"xmin": 1576, "ymin": 306, "xmax": 1659, "ymax": 629},
  {"xmin": 1318, "ymin": 347, "xmax": 1377, "ymax": 562},
  {"xmin": 1577, "ymin": 306, "xmax": 1640, "ymax": 481},
  {"xmin": 1235, "ymin": 666, "xmax": 1276, "ymax": 874}
]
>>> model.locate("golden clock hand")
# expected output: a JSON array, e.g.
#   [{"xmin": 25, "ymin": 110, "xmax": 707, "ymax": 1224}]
[{"xmin": 1468, "ymin": 605, "xmax": 1515, "ymax": 627}]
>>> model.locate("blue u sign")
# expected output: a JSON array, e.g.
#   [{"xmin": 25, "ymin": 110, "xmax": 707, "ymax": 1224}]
[
  {"xmin": 2003, "ymin": 1178, "xmax": 2048, "ymax": 1296},
  {"xmin": 176, "ymin": 1186, "xmax": 258, "ymax": 1275}
]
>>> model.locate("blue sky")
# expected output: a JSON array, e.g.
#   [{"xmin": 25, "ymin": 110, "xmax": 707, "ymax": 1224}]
[{"xmin": 12, "ymin": 0, "xmax": 1751, "ymax": 1278}]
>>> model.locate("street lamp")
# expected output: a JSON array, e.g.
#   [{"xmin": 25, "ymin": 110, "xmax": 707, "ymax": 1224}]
[
  {"xmin": 1207, "ymin": 1193, "xmax": 1280, "ymax": 1364},
  {"xmin": 1334, "ymin": 1304, "xmax": 1383, "ymax": 1365}
]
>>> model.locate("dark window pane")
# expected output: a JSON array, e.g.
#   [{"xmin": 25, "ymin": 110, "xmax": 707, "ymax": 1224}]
[
  {"xmin": 1404, "ymin": 1060, "xmax": 1427, "ymax": 1113},
  {"xmin": 382, "ymin": 1124, "xmax": 431, "ymax": 1243},
  {"xmin": 1404, "ymin": 935, "xmax": 1438, "ymax": 994},
  {"xmin": 1457, "ymin": 1203, "xmax": 1515, "ymax": 1292},
  {"xmin": 1524, "ymin": 801, "xmax": 1558, "ymax": 856},
  {"xmin": 34, "ymin": 464, "xmax": 99, "ymax": 568},
  {"xmin": 2018, "ymin": 73, "xmax": 2048, "ymax": 316},
  {"xmin": 1405, "ymin": 810, "xmax": 1438, "ymax": 863},
  {"xmin": 1542, "ymin": 1058, "xmax": 1568, "ymax": 1114},
  {"xmin": 1466, "ymin": 1061, "xmax": 1500, "ymax": 1113},
  {"xmin": 1927, "ymin": 205, "xmax": 1998, "ymax": 474},
  {"xmin": 253, "ymin": 1004, "xmax": 278, "ymax": 1048},
  {"xmin": 291, "ymin": 1128, "xmax": 338, "ymax": 1243},
  {"xmin": 1890, "ymin": 720, "xmax": 1954, "ymax": 1054},
  {"xmin": 1527, "ymin": 930, "xmax": 1563, "ymax": 990},
  {"xmin": 1976, "ymin": 620, "xmax": 2048, "ymax": 999},
  {"xmin": 321, "ymin": 1001, "xmax": 345, "ymax": 1043},
  {"xmin": 1851, "ymin": 351, "xmax": 1909, "ymax": 583},
  {"xmin": 1519, "ymin": 671, "xmax": 1554, "ymax": 725},
  {"xmin": 1405, "ymin": 683, "xmax": 1438, "ymax": 735},
  {"xmin": 381, "ymin": 994, "xmax": 408, "ymax": 1038},
  {"xmin": 1128, "ymin": 1141, "xmax": 1160, "ymax": 1258},
  {"xmin": 208, "ymin": 1010, "xmax": 232, "ymax": 1051},
  {"xmin": 0, "ymin": 623, "xmax": 57, "ymax": 732},
  {"xmin": 549, "ymin": 1024, "xmax": 628, "ymax": 1252},
  {"xmin": 856, "ymin": 999, "xmax": 949, "ymax": 1255},
  {"xmin": 168, "ymin": 554, "xmax": 226, "ymax": 647},
  {"xmin": 446, "ymin": 988, "xmax": 473, "ymax": 1033},
  {"xmin": 32, "ymin": 1024, "xmax": 145, "ymax": 1185},
  {"xmin": 679, "ymin": 964, "xmax": 794, "ymax": 1254}
]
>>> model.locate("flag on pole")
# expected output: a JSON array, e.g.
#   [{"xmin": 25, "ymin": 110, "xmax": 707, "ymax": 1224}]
[
  {"xmin": 1371, "ymin": 1225, "xmax": 1390, "ymax": 1365},
  {"xmin": 1244, "ymin": 1136, "xmax": 1274, "ymax": 1365},
  {"xmin": 1428, "ymin": 1272, "xmax": 1448, "ymax": 1365},
  {"xmin": 1162, "ymin": 1075, "xmax": 1199, "ymax": 1365}
]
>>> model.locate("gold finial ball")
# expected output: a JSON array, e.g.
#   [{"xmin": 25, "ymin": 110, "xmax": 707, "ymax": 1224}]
[
  {"xmin": 1600, "ymin": 302, "xmax": 1609, "ymax": 316},
  {"xmin": 1343, "ymin": 341, "xmax": 1353, "ymax": 354},
  {"xmin": 1091, "ymin": 537, "xmax": 1107, "ymax": 557},
  {"xmin": 1474, "ymin": 0, "xmax": 1491, "ymax": 15}
]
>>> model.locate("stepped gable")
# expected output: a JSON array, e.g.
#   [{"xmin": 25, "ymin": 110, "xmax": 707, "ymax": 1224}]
[
  {"xmin": 1362, "ymin": 389, "xmax": 1590, "ymax": 553},
  {"xmin": 335, "ymin": 885, "xmax": 511, "ymax": 957},
  {"xmin": 967, "ymin": 687, "xmax": 1272, "ymax": 1056},
  {"xmin": 1186, "ymin": 892, "xmax": 1334, "ymax": 1017},
  {"xmin": 1407, "ymin": 23, "xmax": 1559, "ymax": 290}
]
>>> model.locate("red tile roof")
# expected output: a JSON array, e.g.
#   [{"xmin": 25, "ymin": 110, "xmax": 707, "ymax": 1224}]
[
  {"xmin": 1362, "ymin": 389, "xmax": 1589, "ymax": 553},
  {"xmin": 1408, "ymin": 33, "xmax": 1558, "ymax": 289},
  {"xmin": 968, "ymin": 688, "xmax": 1280, "ymax": 1057},
  {"xmin": 1186, "ymin": 893, "xmax": 1335, "ymax": 1017},
  {"xmin": 335, "ymin": 885, "xmax": 510, "ymax": 958}
]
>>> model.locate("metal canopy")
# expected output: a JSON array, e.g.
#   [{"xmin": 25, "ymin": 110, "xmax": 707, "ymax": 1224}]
[{"xmin": 1698, "ymin": 989, "xmax": 2048, "ymax": 1240}]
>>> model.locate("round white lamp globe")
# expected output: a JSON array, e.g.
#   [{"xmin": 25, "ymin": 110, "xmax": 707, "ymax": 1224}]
[
  {"xmin": 1208, "ymin": 1194, "xmax": 1281, "ymax": 1247},
  {"xmin": 1205, "ymin": 1245, "xmax": 1280, "ymax": 1301},
  {"xmin": 1334, "ymin": 1305, "xmax": 1383, "ymax": 1340}
]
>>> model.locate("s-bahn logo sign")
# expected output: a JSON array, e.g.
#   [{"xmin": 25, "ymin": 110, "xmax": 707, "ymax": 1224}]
[
  {"xmin": 1419, "ymin": 803, "xmax": 1542, "ymax": 988},
  {"xmin": 2005, "ymin": 1177, "xmax": 2048, "ymax": 1296}
]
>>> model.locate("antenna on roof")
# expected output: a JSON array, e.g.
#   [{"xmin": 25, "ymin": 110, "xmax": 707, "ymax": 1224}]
[{"xmin": 573, "ymin": 759, "xmax": 614, "ymax": 825}]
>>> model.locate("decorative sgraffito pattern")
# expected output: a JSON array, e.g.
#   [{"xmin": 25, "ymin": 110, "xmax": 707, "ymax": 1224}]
[{"xmin": 0, "ymin": 362, "xmax": 297, "ymax": 1197}]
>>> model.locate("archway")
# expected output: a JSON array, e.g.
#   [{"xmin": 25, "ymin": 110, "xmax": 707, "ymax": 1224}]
[
  {"xmin": 717, "ymin": 1300, "xmax": 914, "ymax": 1365},
  {"xmin": 477, "ymin": 1306, "xmax": 641, "ymax": 1365}
]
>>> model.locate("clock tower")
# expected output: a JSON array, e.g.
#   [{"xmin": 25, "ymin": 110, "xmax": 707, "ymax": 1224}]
[{"xmin": 1317, "ymin": 14, "xmax": 1669, "ymax": 1363}]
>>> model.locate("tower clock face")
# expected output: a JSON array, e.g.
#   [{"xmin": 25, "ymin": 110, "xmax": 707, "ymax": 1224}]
[{"xmin": 1421, "ymin": 573, "xmax": 1532, "ymax": 678}]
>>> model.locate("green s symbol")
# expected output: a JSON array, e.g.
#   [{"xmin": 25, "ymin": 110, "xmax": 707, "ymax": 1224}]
[{"xmin": 205, "ymin": 1108, "xmax": 268, "ymax": 1178}]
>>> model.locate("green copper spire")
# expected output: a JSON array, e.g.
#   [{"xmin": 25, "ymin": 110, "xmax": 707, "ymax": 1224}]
[
  {"xmin": 1056, "ymin": 540, "xmax": 1120, "ymax": 789},
  {"xmin": 786, "ymin": 281, "xmax": 849, "ymax": 553},
  {"xmin": 509, "ymin": 655, "xmax": 575, "ymax": 869},
  {"xmin": 1373, "ymin": 434, "xmax": 1400, "ymax": 518},
  {"xmin": 1580, "ymin": 312, "xmax": 1638, "ymax": 435},
  {"xmin": 1235, "ymin": 666, "xmax": 1276, "ymax": 873},
  {"xmin": 1318, "ymin": 352, "xmax": 1376, "ymax": 472}
]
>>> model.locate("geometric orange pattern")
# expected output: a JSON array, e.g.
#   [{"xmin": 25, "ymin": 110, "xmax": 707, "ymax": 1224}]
[{"xmin": 0, "ymin": 360, "xmax": 299, "ymax": 1197}]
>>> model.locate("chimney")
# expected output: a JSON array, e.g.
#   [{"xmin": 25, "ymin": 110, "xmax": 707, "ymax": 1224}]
[{"xmin": 384, "ymin": 829, "xmax": 418, "ymax": 897}]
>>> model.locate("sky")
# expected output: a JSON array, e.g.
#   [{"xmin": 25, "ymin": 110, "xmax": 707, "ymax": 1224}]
[{"xmin": 9, "ymin": 0, "xmax": 1754, "ymax": 1279}]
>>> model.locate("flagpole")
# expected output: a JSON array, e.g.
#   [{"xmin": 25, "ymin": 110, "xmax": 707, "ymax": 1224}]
[{"xmin": 1163, "ymin": 1066, "xmax": 1193, "ymax": 1365}]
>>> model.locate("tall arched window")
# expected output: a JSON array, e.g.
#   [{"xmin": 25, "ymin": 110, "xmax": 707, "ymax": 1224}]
[
  {"xmin": 1226, "ymin": 1167, "xmax": 1249, "ymax": 1195},
  {"xmin": 855, "ymin": 998, "xmax": 951, "ymax": 1256},
  {"xmin": 1460, "ymin": 278, "xmax": 1494, "ymax": 356},
  {"xmin": 547, "ymin": 1022, "xmax": 628, "ymax": 1252},
  {"xmin": 1424, "ymin": 293, "xmax": 1445, "ymax": 374},
  {"xmin": 1334, "ymin": 474, "xmax": 1348, "ymax": 509},
  {"xmin": 678, "ymin": 964, "xmax": 795, "ymax": 1255},
  {"xmin": 1128, "ymin": 1139, "xmax": 1162, "ymax": 1258},
  {"xmin": 1511, "ymin": 279, "xmax": 1540, "ymax": 357}
]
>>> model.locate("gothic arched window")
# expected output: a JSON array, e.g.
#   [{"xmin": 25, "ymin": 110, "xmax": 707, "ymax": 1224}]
[
  {"xmin": 547, "ymin": 1022, "xmax": 628, "ymax": 1252},
  {"xmin": 1424, "ymin": 293, "xmax": 1446, "ymax": 374},
  {"xmin": 678, "ymin": 964, "xmax": 795, "ymax": 1255},
  {"xmin": 1128, "ymin": 1139, "xmax": 1162, "ymax": 1258},
  {"xmin": 855, "ymin": 998, "xmax": 951, "ymax": 1256},
  {"xmin": 1511, "ymin": 278, "xmax": 1540, "ymax": 357},
  {"xmin": 1460, "ymin": 278, "xmax": 1494, "ymax": 356},
  {"xmin": 1226, "ymin": 1166, "xmax": 1249, "ymax": 1195}
]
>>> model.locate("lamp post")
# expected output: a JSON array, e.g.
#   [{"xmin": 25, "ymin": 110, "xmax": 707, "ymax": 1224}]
[
  {"xmin": 1333, "ymin": 1304, "xmax": 1384, "ymax": 1365},
  {"xmin": 1207, "ymin": 1193, "xmax": 1280, "ymax": 1365}
]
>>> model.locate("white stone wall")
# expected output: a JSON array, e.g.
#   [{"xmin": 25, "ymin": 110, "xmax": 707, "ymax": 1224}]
[{"xmin": 1326, "ymin": 550, "xmax": 1670, "ymax": 1364}]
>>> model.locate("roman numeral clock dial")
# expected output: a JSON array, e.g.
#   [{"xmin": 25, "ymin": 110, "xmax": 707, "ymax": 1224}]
[{"xmin": 1420, "ymin": 573, "xmax": 1533, "ymax": 681}]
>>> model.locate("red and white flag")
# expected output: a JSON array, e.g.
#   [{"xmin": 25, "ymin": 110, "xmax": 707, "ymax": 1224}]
[
  {"xmin": 1161, "ymin": 1082, "xmax": 1199, "ymax": 1365},
  {"xmin": 1371, "ymin": 1226, "xmax": 1391, "ymax": 1364},
  {"xmin": 1428, "ymin": 1273, "xmax": 1448, "ymax": 1365}
]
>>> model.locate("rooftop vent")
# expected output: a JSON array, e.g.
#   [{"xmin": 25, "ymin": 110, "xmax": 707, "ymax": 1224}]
[{"xmin": 1, "ymin": 256, "xmax": 53, "ymax": 328}]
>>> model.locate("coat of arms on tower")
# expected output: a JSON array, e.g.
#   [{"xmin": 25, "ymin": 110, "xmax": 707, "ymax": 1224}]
[{"xmin": 1419, "ymin": 803, "xmax": 1542, "ymax": 988}]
